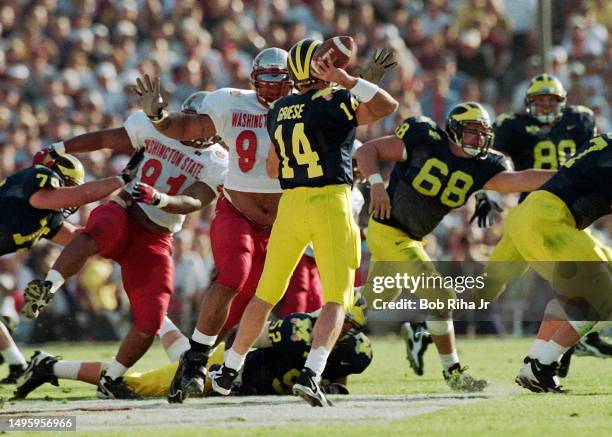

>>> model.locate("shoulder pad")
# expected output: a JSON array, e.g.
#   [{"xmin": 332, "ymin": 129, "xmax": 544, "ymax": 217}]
[
  {"xmin": 495, "ymin": 112, "xmax": 516, "ymax": 125},
  {"xmin": 311, "ymin": 87, "xmax": 334, "ymax": 100},
  {"xmin": 571, "ymin": 105, "xmax": 594, "ymax": 115}
]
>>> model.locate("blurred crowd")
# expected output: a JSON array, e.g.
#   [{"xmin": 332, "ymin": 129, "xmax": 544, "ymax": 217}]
[{"xmin": 0, "ymin": 0, "xmax": 610, "ymax": 341}]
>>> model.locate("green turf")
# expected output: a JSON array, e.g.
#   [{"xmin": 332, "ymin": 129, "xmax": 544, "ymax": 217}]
[{"xmin": 4, "ymin": 335, "xmax": 611, "ymax": 436}]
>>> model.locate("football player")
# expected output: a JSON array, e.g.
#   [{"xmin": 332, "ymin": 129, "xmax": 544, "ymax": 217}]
[
  {"xmin": 206, "ymin": 38, "xmax": 397, "ymax": 407},
  {"xmin": 14, "ymin": 298, "xmax": 371, "ymax": 400},
  {"xmin": 0, "ymin": 148, "xmax": 142, "ymax": 384},
  {"xmin": 21, "ymin": 91, "xmax": 228, "ymax": 399},
  {"xmin": 484, "ymin": 74, "xmax": 612, "ymax": 366},
  {"xmin": 131, "ymin": 50, "xmax": 332, "ymax": 404},
  {"xmin": 490, "ymin": 132, "xmax": 612, "ymax": 392},
  {"xmin": 357, "ymin": 102, "xmax": 555, "ymax": 391}
]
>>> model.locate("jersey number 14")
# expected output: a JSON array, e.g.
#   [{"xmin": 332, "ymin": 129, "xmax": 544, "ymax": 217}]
[{"xmin": 274, "ymin": 123, "xmax": 323, "ymax": 179}]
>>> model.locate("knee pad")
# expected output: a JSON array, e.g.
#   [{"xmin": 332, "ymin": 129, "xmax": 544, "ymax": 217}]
[{"xmin": 426, "ymin": 320, "xmax": 453, "ymax": 336}]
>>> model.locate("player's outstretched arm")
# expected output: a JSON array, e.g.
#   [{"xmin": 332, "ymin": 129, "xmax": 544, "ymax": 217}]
[
  {"xmin": 29, "ymin": 148, "xmax": 144, "ymax": 210},
  {"xmin": 356, "ymin": 135, "xmax": 405, "ymax": 219},
  {"xmin": 33, "ymin": 128, "xmax": 134, "ymax": 166},
  {"xmin": 484, "ymin": 169, "xmax": 555, "ymax": 193},
  {"xmin": 131, "ymin": 181, "xmax": 216, "ymax": 214},
  {"xmin": 130, "ymin": 74, "xmax": 217, "ymax": 141}
]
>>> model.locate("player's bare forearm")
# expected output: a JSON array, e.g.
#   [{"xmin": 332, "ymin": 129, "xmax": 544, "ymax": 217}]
[
  {"xmin": 362, "ymin": 88, "xmax": 398, "ymax": 120},
  {"xmin": 29, "ymin": 177, "xmax": 122, "ymax": 210},
  {"xmin": 151, "ymin": 112, "xmax": 217, "ymax": 141},
  {"xmin": 65, "ymin": 128, "xmax": 133, "ymax": 154},
  {"xmin": 50, "ymin": 222, "xmax": 80, "ymax": 246},
  {"xmin": 160, "ymin": 195, "xmax": 205, "ymax": 214},
  {"xmin": 356, "ymin": 141, "xmax": 382, "ymax": 178},
  {"xmin": 484, "ymin": 169, "xmax": 555, "ymax": 193}
]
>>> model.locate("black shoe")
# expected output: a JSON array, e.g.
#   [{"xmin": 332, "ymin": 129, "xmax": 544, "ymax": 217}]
[
  {"xmin": 400, "ymin": 322, "xmax": 432, "ymax": 376},
  {"xmin": 0, "ymin": 364, "xmax": 27, "ymax": 384},
  {"xmin": 210, "ymin": 364, "xmax": 239, "ymax": 396},
  {"xmin": 96, "ymin": 370, "xmax": 141, "ymax": 399},
  {"xmin": 515, "ymin": 358, "xmax": 565, "ymax": 393},
  {"xmin": 575, "ymin": 332, "xmax": 612, "ymax": 358},
  {"xmin": 292, "ymin": 368, "xmax": 332, "ymax": 407},
  {"xmin": 167, "ymin": 350, "xmax": 207, "ymax": 403},
  {"xmin": 558, "ymin": 347, "xmax": 575, "ymax": 378},
  {"xmin": 443, "ymin": 363, "xmax": 488, "ymax": 392},
  {"xmin": 13, "ymin": 351, "xmax": 59, "ymax": 398}
]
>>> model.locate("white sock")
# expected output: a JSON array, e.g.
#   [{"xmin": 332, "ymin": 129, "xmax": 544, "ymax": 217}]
[
  {"xmin": 105, "ymin": 358, "xmax": 128, "ymax": 380},
  {"xmin": 224, "ymin": 347, "xmax": 246, "ymax": 371},
  {"xmin": 537, "ymin": 341, "xmax": 570, "ymax": 365},
  {"xmin": 439, "ymin": 350, "xmax": 460, "ymax": 371},
  {"xmin": 527, "ymin": 339, "xmax": 547, "ymax": 359},
  {"xmin": 304, "ymin": 346, "xmax": 330, "ymax": 378},
  {"xmin": 166, "ymin": 337, "xmax": 190, "ymax": 362},
  {"xmin": 1, "ymin": 344, "xmax": 26, "ymax": 366},
  {"xmin": 45, "ymin": 269, "xmax": 65, "ymax": 294},
  {"xmin": 192, "ymin": 328, "xmax": 217, "ymax": 347},
  {"xmin": 53, "ymin": 361, "xmax": 81, "ymax": 380},
  {"xmin": 159, "ymin": 316, "xmax": 179, "ymax": 338}
]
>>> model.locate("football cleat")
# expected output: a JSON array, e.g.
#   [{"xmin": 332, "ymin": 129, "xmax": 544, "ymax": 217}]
[
  {"xmin": 323, "ymin": 382, "xmax": 349, "ymax": 395},
  {"xmin": 292, "ymin": 368, "xmax": 333, "ymax": 407},
  {"xmin": 21, "ymin": 280, "xmax": 53, "ymax": 319},
  {"xmin": 167, "ymin": 350, "xmax": 207, "ymax": 403},
  {"xmin": 13, "ymin": 351, "xmax": 58, "ymax": 398},
  {"xmin": 210, "ymin": 364, "xmax": 239, "ymax": 396},
  {"xmin": 443, "ymin": 363, "xmax": 488, "ymax": 392},
  {"xmin": 0, "ymin": 364, "xmax": 27, "ymax": 385},
  {"xmin": 96, "ymin": 370, "xmax": 141, "ymax": 399},
  {"xmin": 558, "ymin": 346, "xmax": 575, "ymax": 378},
  {"xmin": 515, "ymin": 358, "xmax": 565, "ymax": 393},
  {"xmin": 575, "ymin": 332, "xmax": 612, "ymax": 358},
  {"xmin": 401, "ymin": 322, "xmax": 432, "ymax": 376}
]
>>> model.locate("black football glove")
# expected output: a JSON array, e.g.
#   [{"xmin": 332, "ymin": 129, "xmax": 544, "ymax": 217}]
[
  {"xmin": 118, "ymin": 148, "xmax": 145, "ymax": 184},
  {"xmin": 470, "ymin": 191, "xmax": 502, "ymax": 228}
]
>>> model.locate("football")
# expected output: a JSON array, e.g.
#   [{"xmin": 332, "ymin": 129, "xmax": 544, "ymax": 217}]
[{"xmin": 312, "ymin": 36, "xmax": 356, "ymax": 70}]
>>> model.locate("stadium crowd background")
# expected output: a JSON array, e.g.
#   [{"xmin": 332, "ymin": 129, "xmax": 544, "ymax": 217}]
[{"xmin": 0, "ymin": 0, "xmax": 610, "ymax": 342}]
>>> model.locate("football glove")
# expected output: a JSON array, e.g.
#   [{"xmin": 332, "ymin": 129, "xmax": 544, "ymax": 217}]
[
  {"xmin": 129, "ymin": 74, "xmax": 168, "ymax": 120},
  {"xmin": 32, "ymin": 142, "xmax": 63, "ymax": 167},
  {"xmin": 470, "ymin": 191, "xmax": 502, "ymax": 228},
  {"xmin": 117, "ymin": 148, "xmax": 145, "ymax": 184},
  {"xmin": 358, "ymin": 47, "xmax": 397, "ymax": 84},
  {"xmin": 131, "ymin": 181, "xmax": 168, "ymax": 207},
  {"xmin": 21, "ymin": 279, "xmax": 53, "ymax": 319}
]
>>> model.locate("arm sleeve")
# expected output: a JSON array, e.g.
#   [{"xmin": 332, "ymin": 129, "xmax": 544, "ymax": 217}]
[
  {"xmin": 196, "ymin": 88, "xmax": 233, "ymax": 137},
  {"xmin": 330, "ymin": 89, "xmax": 359, "ymax": 128},
  {"xmin": 122, "ymin": 110, "xmax": 150, "ymax": 150},
  {"xmin": 43, "ymin": 212, "xmax": 65, "ymax": 240},
  {"xmin": 197, "ymin": 145, "xmax": 228, "ymax": 195}
]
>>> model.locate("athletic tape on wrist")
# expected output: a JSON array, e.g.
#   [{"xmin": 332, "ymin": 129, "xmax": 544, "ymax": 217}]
[{"xmin": 351, "ymin": 78, "xmax": 380, "ymax": 102}]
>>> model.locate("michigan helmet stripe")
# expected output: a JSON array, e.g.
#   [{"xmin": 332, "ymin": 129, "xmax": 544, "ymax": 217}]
[
  {"xmin": 289, "ymin": 39, "xmax": 321, "ymax": 82},
  {"xmin": 450, "ymin": 103, "xmax": 486, "ymax": 123}
]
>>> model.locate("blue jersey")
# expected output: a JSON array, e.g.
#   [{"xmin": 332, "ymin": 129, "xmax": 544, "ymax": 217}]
[
  {"xmin": 376, "ymin": 116, "xmax": 511, "ymax": 240},
  {"xmin": 0, "ymin": 166, "xmax": 64, "ymax": 255},
  {"xmin": 267, "ymin": 87, "xmax": 358, "ymax": 190}
]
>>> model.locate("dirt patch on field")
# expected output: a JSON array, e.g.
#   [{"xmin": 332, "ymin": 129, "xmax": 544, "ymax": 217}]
[{"xmin": 0, "ymin": 393, "xmax": 502, "ymax": 431}]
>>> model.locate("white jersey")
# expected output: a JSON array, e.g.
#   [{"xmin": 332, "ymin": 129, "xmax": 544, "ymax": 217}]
[
  {"xmin": 196, "ymin": 88, "xmax": 281, "ymax": 193},
  {"xmin": 124, "ymin": 110, "xmax": 228, "ymax": 233}
]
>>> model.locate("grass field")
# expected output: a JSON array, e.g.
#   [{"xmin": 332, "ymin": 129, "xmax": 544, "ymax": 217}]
[{"xmin": 1, "ymin": 335, "xmax": 610, "ymax": 436}]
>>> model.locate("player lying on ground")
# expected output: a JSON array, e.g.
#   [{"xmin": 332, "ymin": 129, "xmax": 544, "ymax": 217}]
[
  {"xmin": 21, "ymin": 92, "xmax": 228, "ymax": 399},
  {"xmin": 357, "ymin": 102, "xmax": 556, "ymax": 391},
  {"xmin": 0, "ymin": 148, "xmax": 143, "ymax": 383},
  {"xmin": 13, "ymin": 300, "xmax": 370, "ymax": 400}
]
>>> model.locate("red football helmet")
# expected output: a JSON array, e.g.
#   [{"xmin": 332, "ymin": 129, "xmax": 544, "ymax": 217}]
[{"xmin": 251, "ymin": 48, "xmax": 293, "ymax": 107}]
